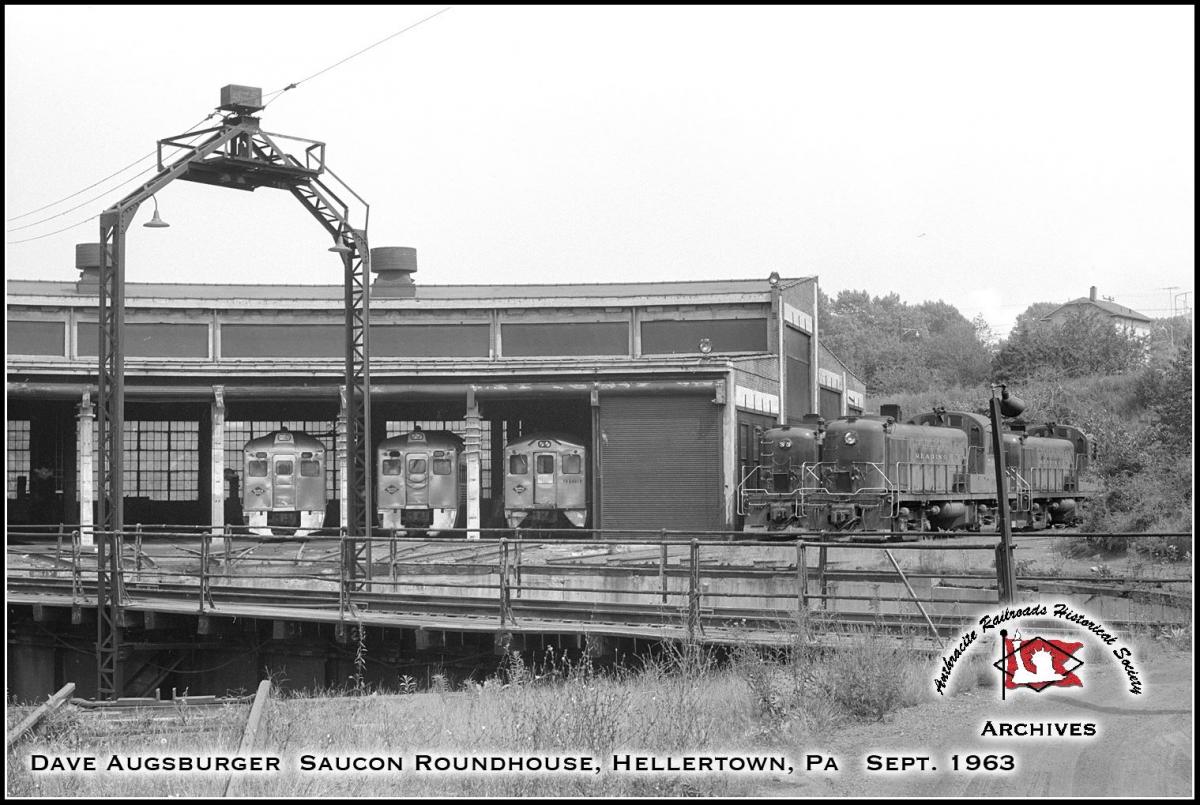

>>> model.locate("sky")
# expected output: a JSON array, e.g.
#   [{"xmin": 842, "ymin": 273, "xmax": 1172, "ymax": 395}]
[{"xmin": 4, "ymin": 4, "xmax": 1195, "ymax": 338}]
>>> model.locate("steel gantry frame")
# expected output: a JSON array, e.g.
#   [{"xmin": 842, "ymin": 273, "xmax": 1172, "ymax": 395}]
[{"xmin": 95, "ymin": 93, "xmax": 371, "ymax": 699}]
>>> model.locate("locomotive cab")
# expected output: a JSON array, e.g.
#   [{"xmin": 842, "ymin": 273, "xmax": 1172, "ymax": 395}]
[
  {"xmin": 761, "ymin": 423, "xmax": 821, "ymax": 493},
  {"xmin": 242, "ymin": 428, "xmax": 327, "ymax": 535},
  {"xmin": 376, "ymin": 429, "xmax": 464, "ymax": 535},
  {"xmin": 738, "ymin": 421, "xmax": 821, "ymax": 532},
  {"xmin": 504, "ymin": 433, "xmax": 587, "ymax": 530}
]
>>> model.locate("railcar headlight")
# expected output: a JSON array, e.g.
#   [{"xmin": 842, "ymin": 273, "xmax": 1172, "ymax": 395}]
[
  {"xmin": 778, "ymin": 439, "xmax": 792, "ymax": 449},
  {"xmin": 843, "ymin": 432, "xmax": 857, "ymax": 445}
]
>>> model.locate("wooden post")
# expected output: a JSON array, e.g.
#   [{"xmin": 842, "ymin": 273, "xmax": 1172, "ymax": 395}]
[
  {"xmin": 223, "ymin": 679, "xmax": 272, "ymax": 797},
  {"xmin": 5, "ymin": 683, "xmax": 76, "ymax": 751}
]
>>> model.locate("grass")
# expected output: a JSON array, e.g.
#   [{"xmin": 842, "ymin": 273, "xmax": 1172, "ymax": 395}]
[{"xmin": 6, "ymin": 630, "xmax": 932, "ymax": 798}]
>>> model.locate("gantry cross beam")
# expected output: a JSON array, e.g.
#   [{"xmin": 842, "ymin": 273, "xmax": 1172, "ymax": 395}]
[{"xmin": 95, "ymin": 90, "xmax": 371, "ymax": 699}]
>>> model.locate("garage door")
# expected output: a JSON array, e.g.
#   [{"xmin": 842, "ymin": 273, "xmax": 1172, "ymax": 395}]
[{"xmin": 598, "ymin": 394, "xmax": 723, "ymax": 533}]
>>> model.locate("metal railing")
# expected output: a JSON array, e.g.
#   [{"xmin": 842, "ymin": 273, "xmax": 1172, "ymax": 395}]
[{"xmin": 8, "ymin": 524, "xmax": 1191, "ymax": 646}]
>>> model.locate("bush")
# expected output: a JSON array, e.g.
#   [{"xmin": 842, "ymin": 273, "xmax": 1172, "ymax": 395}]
[{"xmin": 733, "ymin": 627, "xmax": 925, "ymax": 731}]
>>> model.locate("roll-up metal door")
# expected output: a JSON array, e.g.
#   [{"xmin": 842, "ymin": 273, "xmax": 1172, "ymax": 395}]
[{"xmin": 598, "ymin": 394, "xmax": 723, "ymax": 532}]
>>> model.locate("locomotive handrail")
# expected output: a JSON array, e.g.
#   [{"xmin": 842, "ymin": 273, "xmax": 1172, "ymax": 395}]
[
  {"xmin": 736, "ymin": 464, "xmax": 802, "ymax": 516},
  {"xmin": 796, "ymin": 462, "xmax": 895, "ymax": 497},
  {"xmin": 1007, "ymin": 468, "xmax": 1032, "ymax": 511}
]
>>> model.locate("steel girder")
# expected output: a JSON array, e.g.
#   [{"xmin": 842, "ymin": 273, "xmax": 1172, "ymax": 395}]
[{"xmin": 94, "ymin": 115, "xmax": 371, "ymax": 698}]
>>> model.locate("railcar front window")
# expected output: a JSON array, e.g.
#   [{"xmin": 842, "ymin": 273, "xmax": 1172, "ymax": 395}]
[
  {"xmin": 536, "ymin": 455, "xmax": 555, "ymax": 474},
  {"xmin": 563, "ymin": 454, "xmax": 582, "ymax": 474},
  {"xmin": 509, "ymin": 455, "xmax": 528, "ymax": 475},
  {"xmin": 301, "ymin": 460, "xmax": 321, "ymax": 477},
  {"xmin": 248, "ymin": 460, "xmax": 267, "ymax": 477},
  {"xmin": 432, "ymin": 458, "xmax": 452, "ymax": 475},
  {"xmin": 408, "ymin": 458, "xmax": 427, "ymax": 475},
  {"xmin": 382, "ymin": 459, "xmax": 402, "ymax": 475},
  {"xmin": 276, "ymin": 461, "xmax": 293, "ymax": 476}
]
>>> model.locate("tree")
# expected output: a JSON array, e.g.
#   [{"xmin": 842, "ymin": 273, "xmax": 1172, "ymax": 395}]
[
  {"xmin": 993, "ymin": 309, "xmax": 1148, "ymax": 382},
  {"xmin": 818, "ymin": 290, "xmax": 991, "ymax": 395},
  {"xmin": 971, "ymin": 314, "xmax": 998, "ymax": 348},
  {"xmin": 1010, "ymin": 302, "xmax": 1061, "ymax": 334},
  {"xmin": 1145, "ymin": 336, "xmax": 1193, "ymax": 449}
]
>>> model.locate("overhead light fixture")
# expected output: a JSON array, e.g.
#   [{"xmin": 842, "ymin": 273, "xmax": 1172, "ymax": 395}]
[
  {"xmin": 142, "ymin": 195, "xmax": 170, "ymax": 228},
  {"xmin": 698, "ymin": 337, "xmax": 713, "ymax": 355},
  {"xmin": 768, "ymin": 271, "xmax": 780, "ymax": 288},
  {"xmin": 328, "ymin": 243, "xmax": 352, "ymax": 254},
  {"xmin": 996, "ymin": 385, "xmax": 1027, "ymax": 418}
]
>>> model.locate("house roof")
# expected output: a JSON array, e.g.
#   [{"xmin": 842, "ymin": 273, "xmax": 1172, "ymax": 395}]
[{"xmin": 1043, "ymin": 297, "xmax": 1152, "ymax": 323}]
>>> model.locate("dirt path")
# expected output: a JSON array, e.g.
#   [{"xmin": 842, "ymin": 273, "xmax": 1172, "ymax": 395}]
[{"xmin": 754, "ymin": 648, "xmax": 1192, "ymax": 797}]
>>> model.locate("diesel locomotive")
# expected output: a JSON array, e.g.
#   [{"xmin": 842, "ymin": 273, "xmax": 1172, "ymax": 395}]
[
  {"xmin": 376, "ymin": 429, "xmax": 464, "ymax": 534},
  {"xmin": 242, "ymin": 428, "xmax": 329, "ymax": 536},
  {"xmin": 740, "ymin": 406, "xmax": 1094, "ymax": 535}
]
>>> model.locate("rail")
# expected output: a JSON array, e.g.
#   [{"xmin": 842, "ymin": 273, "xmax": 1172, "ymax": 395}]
[{"xmin": 7, "ymin": 525, "xmax": 1192, "ymax": 645}]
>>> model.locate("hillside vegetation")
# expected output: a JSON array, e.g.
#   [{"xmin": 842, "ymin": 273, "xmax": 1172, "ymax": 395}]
[{"xmin": 819, "ymin": 290, "xmax": 1192, "ymax": 543}]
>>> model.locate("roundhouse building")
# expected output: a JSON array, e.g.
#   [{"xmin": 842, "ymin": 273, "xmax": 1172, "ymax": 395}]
[{"xmin": 7, "ymin": 247, "xmax": 866, "ymax": 534}]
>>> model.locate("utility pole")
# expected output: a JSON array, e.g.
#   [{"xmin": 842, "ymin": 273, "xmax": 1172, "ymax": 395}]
[{"xmin": 989, "ymin": 384, "xmax": 1025, "ymax": 604}]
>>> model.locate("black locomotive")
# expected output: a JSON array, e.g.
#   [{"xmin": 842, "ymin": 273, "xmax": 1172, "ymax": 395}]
[{"xmin": 740, "ymin": 406, "xmax": 1095, "ymax": 534}]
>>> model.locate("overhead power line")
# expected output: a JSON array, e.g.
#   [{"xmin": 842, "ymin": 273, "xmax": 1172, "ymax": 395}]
[
  {"xmin": 5, "ymin": 150, "xmax": 157, "ymax": 223},
  {"xmin": 5, "ymin": 116, "xmax": 219, "ymax": 245},
  {"xmin": 4, "ymin": 113, "xmax": 219, "ymax": 233},
  {"xmin": 8, "ymin": 7, "xmax": 453, "ymax": 242},
  {"xmin": 262, "ymin": 6, "xmax": 453, "ymax": 108}
]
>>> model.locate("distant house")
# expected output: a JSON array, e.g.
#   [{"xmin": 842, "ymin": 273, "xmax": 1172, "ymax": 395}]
[{"xmin": 1042, "ymin": 286, "xmax": 1152, "ymax": 338}]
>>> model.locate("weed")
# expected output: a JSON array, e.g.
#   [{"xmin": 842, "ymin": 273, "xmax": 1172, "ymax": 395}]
[{"xmin": 351, "ymin": 623, "xmax": 368, "ymax": 696}]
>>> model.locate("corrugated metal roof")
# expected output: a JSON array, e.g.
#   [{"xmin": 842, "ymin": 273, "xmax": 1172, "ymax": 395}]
[
  {"xmin": 7, "ymin": 277, "xmax": 811, "ymax": 301},
  {"xmin": 1044, "ymin": 298, "xmax": 1152, "ymax": 322}
]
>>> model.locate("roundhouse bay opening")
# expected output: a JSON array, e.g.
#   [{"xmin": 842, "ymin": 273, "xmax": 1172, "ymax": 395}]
[
  {"xmin": 225, "ymin": 398, "xmax": 340, "ymax": 532},
  {"xmin": 469, "ymin": 394, "xmax": 592, "ymax": 531}
]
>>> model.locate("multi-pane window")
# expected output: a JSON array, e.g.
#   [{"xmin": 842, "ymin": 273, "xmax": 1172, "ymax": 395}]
[
  {"xmin": 224, "ymin": 421, "xmax": 337, "ymax": 500},
  {"xmin": 88, "ymin": 420, "xmax": 199, "ymax": 501},
  {"xmin": 385, "ymin": 420, "xmax": 492, "ymax": 500},
  {"xmin": 7, "ymin": 420, "xmax": 31, "ymax": 499}
]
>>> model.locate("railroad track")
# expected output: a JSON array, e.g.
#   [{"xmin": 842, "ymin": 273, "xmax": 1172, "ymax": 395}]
[{"xmin": 8, "ymin": 573, "xmax": 1184, "ymax": 646}]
